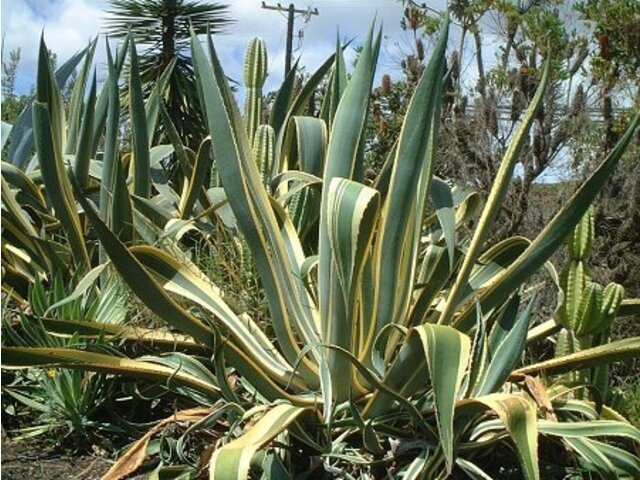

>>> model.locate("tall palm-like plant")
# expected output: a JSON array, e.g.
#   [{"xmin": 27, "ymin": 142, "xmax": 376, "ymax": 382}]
[{"xmin": 105, "ymin": 0, "xmax": 231, "ymax": 149}]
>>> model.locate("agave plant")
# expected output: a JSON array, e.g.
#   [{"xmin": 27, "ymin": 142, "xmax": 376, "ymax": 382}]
[{"xmin": 3, "ymin": 17, "xmax": 640, "ymax": 480}]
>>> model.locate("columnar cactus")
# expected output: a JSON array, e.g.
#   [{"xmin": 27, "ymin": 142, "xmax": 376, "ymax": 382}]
[
  {"xmin": 556, "ymin": 207, "xmax": 625, "ymax": 396},
  {"xmin": 558, "ymin": 207, "xmax": 624, "ymax": 337},
  {"xmin": 252, "ymin": 124, "xmax": 275, "ymax": 189},
  {"xmin": 243, "ymin": 38, "xmax": 268, "ymax": 143}
]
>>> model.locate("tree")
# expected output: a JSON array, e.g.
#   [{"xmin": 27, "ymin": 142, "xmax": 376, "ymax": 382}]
[
  {"xmin": 573, "ymin": 0, "xmax": 640, "ymax": 296},
  {"xmin": 105, "ymin": 0, "xmax": 231, "ymax": 149},
  {"xmin": 1, "ymin": 47, "xmax": 29, "ymax": 125},
  {"xmin": 2, "ymin": 47, "xmax": 21, "ymax": 98},
  {"xmin": 368, "ymin": 1, "xmax": 593, "ymax": 239}
]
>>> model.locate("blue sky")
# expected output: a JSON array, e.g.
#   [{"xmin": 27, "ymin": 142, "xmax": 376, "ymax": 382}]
[{"xmin": 1, "ymin": 0, "xmax": 446, "ymax": 96}]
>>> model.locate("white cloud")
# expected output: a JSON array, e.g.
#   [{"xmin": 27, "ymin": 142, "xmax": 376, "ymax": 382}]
[{"xmin": 1, "ymin": 0, "xmax": 109, "ymax": 92}]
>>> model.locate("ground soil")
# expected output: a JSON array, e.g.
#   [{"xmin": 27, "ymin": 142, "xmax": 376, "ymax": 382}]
[{"xmin": 1, "ymin": 433, "xmax": 114, "ymax": 479}]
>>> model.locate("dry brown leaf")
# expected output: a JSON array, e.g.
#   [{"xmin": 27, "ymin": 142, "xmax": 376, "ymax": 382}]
[
  {"xmin": 523, "ymin": 375, "xmax": 556, "ymax": 421},
  {"xmin": 101, "ymin": 407, "xmax": 212, "ymax": 480}
]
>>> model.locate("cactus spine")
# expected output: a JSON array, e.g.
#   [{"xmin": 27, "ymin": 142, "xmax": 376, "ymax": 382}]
[{"xmin": 244, "ymin": 38, "xmax": 268, "ymax": 144}]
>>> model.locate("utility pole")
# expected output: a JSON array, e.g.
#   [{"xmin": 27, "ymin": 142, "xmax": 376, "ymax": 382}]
[{"xmin": 261, "ymin": 2, "xmax": 319, "ymax": 78}]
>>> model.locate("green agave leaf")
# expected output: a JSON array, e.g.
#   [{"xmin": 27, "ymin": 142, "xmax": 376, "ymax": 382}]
[
  {"xmin": 129, "ymin": 245, "xmax": 306, "ymax": 390},
  {"xmin": 467, "ymin": 237, "xmax": 531, "ymax": 296},
  {"xmin": 273, "ymin": 41, "xmax": 349, "ymax": 143},
  {"xmin": 91, "ymin": 35, "xmax": 129, "ymax": 159},
  {"xmin": 324, "ymin": 178, "xmax": 380, "ymax": 399},
  {"xmin": 1, "ymin": 347, "xmax": 220, "ymax": 401},
  {"xmin": 409, "ymin": 245, "xmax": 460, "ymax": 327},
  {"xmin": 462, "ymin": 394, "xmax": 539, "ymax": 480},
  {"xmin": 430, "ymin": 176, "xmax": 456, "ymax": 270},
  {"xmin": 372, "ymin": 16, "xmax": 447, "ymax": 342},
  {"xmin": 73, "ymin": 72, "xmax": 97, "ymax": 188},
  {"xmin": 1, "ymin": 161, "xmax": 47, "ymax": 207},
  {"xmin": 465, "ymin": 303, "xmax": 489, "ymax": 398},
  {"xmin": 131, "ymin": 194, "xmax": 174, "ymax": 229},
  {"xmin": 65, "ymin": 38, "xmax": 97, "ymax": 156},
  {"xmin": 326, "ymin": 178, "xmax": 380, "ymax": 302},
  {"xmin": 476, "ymin": 294, "xmax": 536, "ymax": 396},
  {"xmin": 564, "ymin": 437, "xmax": 618, "ymax": 480},
  {"xmin": 416, "ymin": 324, "xmax": 470, "ymax": 472},
  {"xmin": 209, "ymin": 404, "xmax": 310, "ymax": 480},
  {"xmin": 455, "ymin": 458, "xmax": 493, "ymax": 480},
  {"xmin": 319, "ymin": 33, "xmax": 348, "ymax": 129},
  {"xmin": 1, "ymin": 121, "xmax": 12, "ymax": 150},
  {"xmin": 364, "ymin": 324, "xmax": 470, "ymax": 473},
  {"xmin": 538, "ymin": 420, "xmax": 640, "ymax": 442},
  {"xmin": 1, "ymin": 176, "xmax": 40, "ymax": 241},
  {"xmin": 33, "ymin": 37, "xmax": 89, "ymax": 268},
  {"xmin": 270, "ymin": 59, "xmax": 299, "ymax": 137},
  {"xmin": 487, "ymin": 293, "xmax": 521, "ymax": 354},
  {"xmin": 149, "ymin": 138, "xmax": 181, "ymax": 209},
  {"xmin": 8, "ymin": 44, "xmax": 89, "ymax": 170},
  {"xmin": 279, "ymin": 116, "xmax": 327, "ymax": 175},
  {"xmin": 75, "ymin": 186, "xmax": 215, "ymax": 348},
  {"xmin": 320, "ymin": 23, "xmax": 379, "ymax": 186},
  {"xmin": 180, "ymin": 138, "xmax": 212, "ymax": 219},
  {"xmin": 279, "ymin": 116, "xmax": 326, "ymax": 243},
  {"xmin": 400, "ymin": 450, "xmax": 431, "ymax": 480},
  {"xmin": 582, "ymin": 439, "xmax": 640, "ymax": 478},
  {"xmin": 192, "ymin": 27, "xmax": 320, "ymax": 384},
  {"xmin": 145, "ymin": 58, "xmax": 176, "ymax": 144},
  {"xmin": 516, "ymin": 336, "xmax": 640, "ymax": 376},
  {"xmin": 321, "ymin": 86, "xmax": 378, "ymax": 393},
  {"xmin": 110, "ymin": 142, "xmax": 134, "ymax": 243},
  {"xmin": 99, "ymin": 40, "xmax": 121, "ymax": 226},
  {"xmin": 128, "ymin": 37, "xmax": 151, "ymax": 198},
  {"xmin": 349, "ymin": 400, "xmax": 384, "ymax": 455}
]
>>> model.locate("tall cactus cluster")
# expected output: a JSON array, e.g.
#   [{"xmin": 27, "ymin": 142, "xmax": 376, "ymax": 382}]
[
  {"xmin": 239, "ymin": 38, "xmax": 274, "ymax": 306},
  {"xmin": 558, "ymin": 207, "xmax": 624, "ymax": 337},
  {"xmin": 243, "ymin": 38, "xmax": 275, "ymax": 187},
  {"xmin": 556, "ymin": 207, "xmax": 625, "ymax": 396}
]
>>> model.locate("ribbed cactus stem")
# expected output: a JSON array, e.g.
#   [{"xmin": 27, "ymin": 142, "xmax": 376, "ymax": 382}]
[
  {"xmin": 244, "ymin": 38, "xmax": 268, "ymax": 143},
  {"xmin": 555, "ymin": 329, "xmax": 581, "ymax": 385},
  {"xmin": 560, "ymin": 207, "xmax": 624, "ymax": 337},
  {"xmin": 252, "ymin": 124, "xmax": 275, "ymax": 188},
  {"xmin": 568, "ymin": 206, "xmax": 594, "ymax": 260}
]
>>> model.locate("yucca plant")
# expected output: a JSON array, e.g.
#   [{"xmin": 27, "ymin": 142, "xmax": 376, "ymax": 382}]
[
  {"xmin": 3, "ymin": 17, "xmax": 640, "ymax": 479},
  {"xmin": 1, "ymin": 273, "xmax": 128, "ymax": 441}
]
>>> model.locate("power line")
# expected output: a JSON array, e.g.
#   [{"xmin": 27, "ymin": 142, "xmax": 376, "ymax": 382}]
[{"xmin": 261, "ymin": 2, "xmax": 319, "ymax": 78}]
